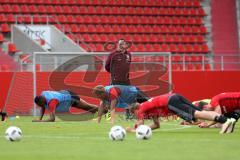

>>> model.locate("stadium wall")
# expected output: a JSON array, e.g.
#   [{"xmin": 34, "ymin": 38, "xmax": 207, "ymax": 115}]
[{"xmin": 1, "ymin": 71, "xmax": 240, "ymax": 114}]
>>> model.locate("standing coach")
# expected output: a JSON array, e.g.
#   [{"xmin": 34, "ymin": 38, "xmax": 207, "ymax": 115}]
[{"xmin": 105, "ymin": 39, "xmax": 131, "ymax": 85}]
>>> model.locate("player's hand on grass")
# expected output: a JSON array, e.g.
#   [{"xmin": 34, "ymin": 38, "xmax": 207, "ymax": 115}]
[
  {"xmin": 32, "ymin": 119, "xmax": 42, "ymax": 122},
  {"xmin": 198, "ymin": 122, "xmax": 209, "ymax": 128},
  {"xmin": 126, "ymin": 127, "xmax": 136, "ymax": 133}
]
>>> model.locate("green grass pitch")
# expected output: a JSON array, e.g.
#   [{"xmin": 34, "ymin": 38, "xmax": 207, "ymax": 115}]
[{"xmin": 0, "ymin": 116, "xmax": 239, "ymax": 160}]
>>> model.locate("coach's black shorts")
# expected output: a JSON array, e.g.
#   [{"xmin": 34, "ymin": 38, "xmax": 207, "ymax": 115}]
[
  {"xmin": 64, "ymin": 90, "xmax": 80, "ymax": 106},
  {"xmin": 168, "ymin": 94, "xmax": 202, "ymax": 122}
]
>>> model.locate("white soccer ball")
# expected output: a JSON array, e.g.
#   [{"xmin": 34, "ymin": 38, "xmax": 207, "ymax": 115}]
[
  {"xmin": 136, "ymin": 125, "xmax": 152, "ymax": 140},
  {"xmin": 5, "ymin": 126, "xmax": 22, "ymax": 142},
  {"xmin": 109, "ymin": 125, "xmax": 126, "ymax": 141}
]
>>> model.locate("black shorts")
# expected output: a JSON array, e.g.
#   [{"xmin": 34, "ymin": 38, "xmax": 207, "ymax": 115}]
[
  {"xmin": 168, "ymin": 94, "xmax": 201, "ymax": 122},
  {"xmin": 65, "ymin": 90, "xmax": 80, "ymax": 106},
  {"xmin": 136, "ymin": 88, "xmax": 149, "ymax": 103}
]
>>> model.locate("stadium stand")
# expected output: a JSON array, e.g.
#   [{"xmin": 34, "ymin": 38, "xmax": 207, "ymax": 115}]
[{"xmin": 0, "ymin": 0, "xmax": 210, "ymax": 70}]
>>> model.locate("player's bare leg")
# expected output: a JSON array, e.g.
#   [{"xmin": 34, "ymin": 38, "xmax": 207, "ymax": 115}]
[
  {"xmin": 194, "ymin": 110, "xmax": 232, "ymax": 134},
  {"xmin": 73, "ymin": 99, "xmax": 98, "ymax": 113}
]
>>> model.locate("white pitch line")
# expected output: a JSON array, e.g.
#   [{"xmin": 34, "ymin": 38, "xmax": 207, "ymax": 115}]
[{"xmin": 157, "ymin": 125, "xmax": 192, "ymax": 131}]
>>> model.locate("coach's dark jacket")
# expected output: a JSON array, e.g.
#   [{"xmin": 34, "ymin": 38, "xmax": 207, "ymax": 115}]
[{"xmin": 105, "ymin": 50, "xmax": 131, "ymax": 85}]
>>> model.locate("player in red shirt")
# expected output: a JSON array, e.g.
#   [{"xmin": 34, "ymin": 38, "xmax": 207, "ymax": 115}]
[
  {"xmin": 196, "ymin": 92, "xmax": 240, "ymax": 131},
  {"xmin": 126, "ymin": 93, "xmax": 236, "ymax": 134}
]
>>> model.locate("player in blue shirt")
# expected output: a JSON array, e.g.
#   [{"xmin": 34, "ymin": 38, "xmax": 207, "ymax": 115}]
[{"xmin": 33, "ymin": 90, "xmax": 98, "ymax": 122}]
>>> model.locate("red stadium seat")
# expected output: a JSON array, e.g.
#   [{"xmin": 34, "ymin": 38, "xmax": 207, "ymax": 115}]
[
  {"xmin": 87, "ymin": 6, "xmax": 96, "ymax": 14},
  {"xmin": 66, "ymin": 15, "xmax": 76, "ymax": 23},
  {"xmin": 92, "ymin": 15, "xmax": 101, "ymax": 24},
  {"xmin": 87, "ymin": 25, "xmax": 95, "ymax": 33},
  {"xmin": 175, "ymin": 8, "xmax": 182, "ymax": 16},
  {"xmin": 177, "ymin": 44, "xmax": 185, "ymax": 53},
  {"xmin": 145, "ymin": 44, "xmax": 154, "ymax": 52},
  {"xmin": 108, "ymin": 34, "xmax": 117, "ymax": 41},
  {"xmin": 168, "ymin": 26, "xmax": 177, "ymax": 34},
  {"xmin": 78, "ymin": 25, "xmax": 88, "ymax": 33},
  {"xmin": 148, "ymin": 34, "xmax": 157, "ymax": 42},
  {"xmin": 55, "ymin": 6, "xmax": 63, "ymax": 14},
  {"xmin": 23, "ymin": 15, "xmax": 32, "ymax": 23},
  {"xmin": 82, "ymin": 34, "xmax": 91, "ymax": 42},
  {"xmin": 153, "ymin": 44, "xmax": 161, "ymax": 51},
  {"xmin": 204, "ymin": 64, "xmax": 211, "ymax": 70},
  {"xmin": 59, "ymin": 0, "xmax": 68, "ymax": 5},
  {"xmin": 103, "ymin": 6, "xmax": 111, "ymax": 15},
  {"xmin": 193, "ymin": 1, "xmax": 201, "ymax": 7},
  {"xmin": 71, "ymin": 24, "xmax": 79, "ymax": 33},
  {"xmin": 124, "ymin": 34, "xmax": 132, "ymax": 41},
  {"xmin": 92, "ymin": 34, "xmax": 101, "ymax": 42},
  {"xmin": 196, "ymin": 18, "xmax": 202, "ymax": 25},
  {"xmin": 0, "ymin": 5, "xmax": 3, "ymax": 13},
  {"xmin": 172, "ymin": 54, "xmax": 182, "ymax": 62},
  {"xmin": 1, "ymin": 23, "xmax": 10, "ymax": 33},
  {"xmin": 95, "ymin": 6, "xmax": 103, "ymax": 14},
  {"xmin": 99, "ymin": 34, "xmax": 108, "ymax": 42},
  {"xmin": 161, "ymin": 43, "xmax": 169, "ymax": 52},
  {"xmin": 184, "ymin": 55, "xmax": 192, "ymax": 62},
  {"xmin": 200, "ymin": 26, "xmax": 207, "ymax": 33},
  {"xmin": 83, "ymin": 16, "xmax": 93, "ymax": 24},
  {"xmin": 201, "ymin": 44, "xmax": 209, "ymax": 53},
  {"xmin": 2, "ymin": 4, "xmax": 12, "ymax": 13},
  {"xmin": 95, "ymin": 43, "xmax": 104, "ymax": 51},
  {"xmin": 172, "ymin": 64, "xmax": 183, "ymax": 71},
  {"xmin": 136, "ymin": 44, "xmax": 145, "ymax": 51},
  {"xmin": 45, "ymin": 5, "xmax": 55, "ymax": 14},
  {"xmin": 0, "ymin": 14, "xmax": 7, "ymax": 23},
  {"xmin": 76, "ymin": 15, "xmax": 84, "ymax": 23},
  {"xmin": 0, "ymin": 33, "xmax": 4, "ymax": 43},
  {"xmin": 8, "ymin": 43, "xmax": 17, "ymax": 53},
  {"xmin": 57, "ymin": 15, "xmax": 67, "ymax": 23},
  {"xmin": 72, "ymin": 6, "xmax": 79, "ymax": 14},
  {"xmin": 182, "ymin": 35, "xmax": 190, "ymax": 43},
  {"xmin": 29, "ymin": 5, "xmax": 38, "ymax": 13},
  {"xmin": 179, "ymin": 17, "xmax": 188, "ymax": 25},
  {"xmin": 198, "ymin": 8, "xmax": 206, "ymax": 16},
  {"xmin": 63, "ymin": 6, "xmax": 71, "ymax": 14},
  {"xmin": 170, "ymin": 44, "xmax": 177, "ymax": 52},
  {"xmin": 190, "ymin": 9, "xmax": 197, "ymax": 16},
  {"xmin": 172, "ymin": 35, "xmax": 180, "ymax": 43},
  {"xmin": 195, "ymin": 64, "xmax": 203, "ymax": 70},
  {"xmin": 6, "ymin": 14, "xmax": 15, "ymax": 23},
  {"xmin": 196, "ymin": 35, "xmax": 205, "ymax": 42},
  {"xmin": 193, "ymin": 45, "xmax": 202, "ymax": 53},
  {"xmin": 96, "ymin": 25, "xmax": 105, "ymax": 33},
  {"xmin": 175, "ymin": 26, "xmax": 183, "ymax": 33},
  {"xmin": 186, "ymin": 44, "xmax": 194, "ymax": 53},
  {"xmin": 20, "ymin": 5, "xmax": 29, "ymax": 13},
  {"xmin": 189, "ymin": 35, "xmax": 196, "ymax": 43},
  {"xmin": 64, "ymin": 24, "xmax": 71, "ymax": 33},
  {"xmin": 79, "ymin": 6, "xmax": 88, "ymax": 14},
  {"xmin": 134, "ymin": 34, "xmax": 143, "ymax": 42},
  {"xmin": 183, "ymin": 26, "xmax": 192, "ymax": 34},
  {"xmin": 33, "ymin": 15, "xmax": 47, "ymax": 24},
  {"xmin": 12, "ymin": 5, "xmax": 21, "ymax": 13},
  {"xmin": 165, "ymin": 34, "xmax": 173, "ymax": 43},
  {"xmin": 186, "ymin": 64, "xmax": 195, "ymax": 70}
]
